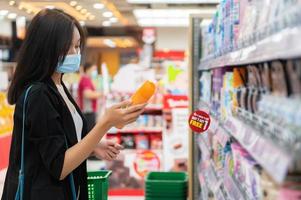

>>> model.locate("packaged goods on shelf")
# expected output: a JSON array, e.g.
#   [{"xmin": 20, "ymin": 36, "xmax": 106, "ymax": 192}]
[
  {"xmin": 135, "ymin": 134, "xmax": 149, "ymax": 150},
  {"xmin": 199, "ymin": 71, "xmax": 212, "ymax": 104},
  {"xmin": 196, "ymin": 51, "xmax": 301, "ymax": 200},
  {"xmin": 124, "ymin": 115, "xmax": 163, "ymax": 131},
  {"xmin": 201, "ymin": 0, "xmax": 301, "ymax": 59},
  {"xmin": 107, "ymin": 132, "xmax": 162, "ymax": 151},
  {"xmin": 120, "ymin": 134, "xmax": 136, "ymax": 149},
  {"xmin": 191, "ymin": 1, "xmax": 301, "ymax": 199}
]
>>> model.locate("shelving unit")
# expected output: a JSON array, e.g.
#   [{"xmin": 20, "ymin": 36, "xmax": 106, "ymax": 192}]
[
  {"xmin": 189, "ymin": 1, "xmax": 301, "ymax": 200},
  {"xmin": 108, "ymin": 129, "xmax": 162, "ymax": 134},
  {"xmin": 199, "ymin": 26, "xmax": 301, "ymax": 70}
]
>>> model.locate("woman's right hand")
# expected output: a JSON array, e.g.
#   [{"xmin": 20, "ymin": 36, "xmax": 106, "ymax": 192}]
[{"xmin": 103, "ymin": 100, "xmax": 147, "ymax": 129}]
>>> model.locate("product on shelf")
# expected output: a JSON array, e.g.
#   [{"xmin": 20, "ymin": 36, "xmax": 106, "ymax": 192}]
[
  {"xmin": 106, "ymin": 134, "xmax": 120, "ymax": 144},
  {"xmin": 122, "ymin": 115, "xmax": 163, "ymax": 131},
  {"xmin": 135, "ymin": 134, "xmax": 149, "ymax": 150},
  {"xmin": 199, "ymin": 71, "xmax": 212, "ymax": 104},
  {"xmin": 150, "ymin": 134, "xmax": 162, "ymax": 149},
  {"xmin": 260, "ymin": 171, "xmax": 279, "ymax": 200},
  {"xmin": 286, "ymin": 60, "xmax": 301, "ymax": 96},
  {"xmin": 221, "ymin": 71, "xmax": 234, "ymax": 120},
  {"xmin": 107, "ymin": 132, "xmax": 162, "ymax": 151},
  {"xmin": 120, "ymin": 134, "xmax": 135, "ymax": 149},
  {"xmin": 212, "ymin": 68, "xmax": 225, "ymax": 116},
  {"xmin": 232, "ymin": 67, "xmax": 246, "ymax": 112},
  {"xmin": 231, "ymin": 143, "xmax": 261, "ymax": 200}
]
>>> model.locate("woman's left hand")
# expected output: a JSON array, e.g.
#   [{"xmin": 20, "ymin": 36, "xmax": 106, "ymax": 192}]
[{"xmin": 93, "ymin": 140, "xmax": 124, "ymax": 161}]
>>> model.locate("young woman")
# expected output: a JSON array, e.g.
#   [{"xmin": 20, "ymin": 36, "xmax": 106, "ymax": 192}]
[
  {"xmin": 78, "ymin": 63, "xmax": 101, "ymax": 132},
  {"xmin": 2, "ymin": 9, "xmax": 145, "ymax": 200}
]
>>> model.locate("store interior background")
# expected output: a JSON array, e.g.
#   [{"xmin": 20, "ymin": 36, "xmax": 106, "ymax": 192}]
[
  {"xmin": 2, "ymin": 0, "xmax": 301, "ymax": 200},
  {"xmin": 0, "ymin": 0, "xmax": 216, "ymax": 199}
]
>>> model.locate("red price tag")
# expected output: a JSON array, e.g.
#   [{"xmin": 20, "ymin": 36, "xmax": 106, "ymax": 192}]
[{"xmin": 188, "ymin": 110, "xmax": 211, "ymax": 133}]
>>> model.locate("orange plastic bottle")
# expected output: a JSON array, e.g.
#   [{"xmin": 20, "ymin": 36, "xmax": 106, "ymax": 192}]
[
  {"xmin": 115, "ymin": 81, "xmax": 156, "ymax": 129},
  {"xmin": 131, "ymin": 80, "xmax": 156, "ymax": 105}
]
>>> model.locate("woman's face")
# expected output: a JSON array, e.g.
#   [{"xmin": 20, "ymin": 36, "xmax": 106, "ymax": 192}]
[{"xmin": 68, "ymin": 27, "xmax": 81, "ymax": 55}]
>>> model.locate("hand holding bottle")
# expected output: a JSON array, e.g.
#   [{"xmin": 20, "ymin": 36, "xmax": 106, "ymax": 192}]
[{"xmin": 103, "ymin": 100, "xmax": 147, "ymax": 129}]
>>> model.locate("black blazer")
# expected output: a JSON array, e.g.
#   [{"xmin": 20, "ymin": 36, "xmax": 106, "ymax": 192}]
[{"xmin": 1, "ymin": 78, "xmax": 89, "ymax": 200}]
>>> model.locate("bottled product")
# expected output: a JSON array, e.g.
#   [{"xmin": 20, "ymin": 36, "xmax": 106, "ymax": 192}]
[{"xmin": 131, "ymin": 81, "xmax": 156, "ymax": 105}]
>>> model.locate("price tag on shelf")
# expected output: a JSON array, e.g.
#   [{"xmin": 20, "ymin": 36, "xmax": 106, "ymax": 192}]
[{"xmin": 188, "ymin": 110, "xmax": 211, "ymax": 133}]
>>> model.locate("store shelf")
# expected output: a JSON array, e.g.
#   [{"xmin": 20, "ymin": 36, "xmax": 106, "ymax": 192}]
[
  {"xmin": 214, "ymin": 188, "xmax": 227, "ymax": 200},
  {"xmin": 198, "ymin": 98, "xmax": 296, "ymax": 184},
  {"xmin": 223, "ymin": 116, "xmax": 292, "ymax": 184},
  {"xmin": 199, "ymin": 26, "xmax": 301, "ymax": 70},
  {"xmin": 198, "ymin": 136, "xmax": 211, "ymax": 160},
  {"xmin": 142, "ymin": 107, "xmax": 163, "ymax": 115},
  {"xmin": 223, "ymin": 174, "xmax": 246, "ymax": 200},
  {"xmin": 107, "ymin": 128, "xmax": 162, "ymax": 134}
]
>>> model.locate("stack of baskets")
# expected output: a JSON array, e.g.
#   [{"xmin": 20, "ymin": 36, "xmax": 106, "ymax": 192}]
[{"xmin": 145, "ymin": 172, "xmax": 188, "ymax": 200}]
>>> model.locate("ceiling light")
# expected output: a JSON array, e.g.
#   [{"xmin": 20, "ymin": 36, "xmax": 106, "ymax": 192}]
[
  {"xmin": 93, "ymin": 3, "xmax": 104, "ymax": 9},
  {"xmin": 109, "ymin": 17, "xmax": 118, "ymax": 23},
  {"xmin": 137, "ymin": 18, "xmax": 188, "ymax": 27},
  {"xmin": 127, "ymin": 0, "xmax": 219, "ymax": 3},
  {"xmin": 134, "ymin": 9, "xmax": 216, "ymax": 19},
  {"xmin": 45, "ymin": 5, "xmax": 55, "ymax": 9},
  {"xmin": 7, "ymin": 13, "xmax": 17, "ymax": 19},
  {"xmin": 75, "ymin": 5, "xmax": 82, "ymax": 10},
  {"xmin": 88, "ymin": 15, "xmax": 95, "ymax": 20},
  {"xmin": 70, "ymin": 1, "xmax": 77, "ymax": 6},
  {"xmin": 85, "ymin": 12, "xmax": 91, "ymax": 17},
  {"xmin": 0, "ymin": 10, "xmax": 9, "ymax": 16},
  {"xmin": 102, "ymin": 21, "xmax": 111, "ymax": 27},
  {"xmin": 9, "ymin": 1, "xmax": 15, "ymax": 6},
  {"xmin": 103, "ymin": 11, "xmax": 113, "ymax": 18},
  {"xmin": 81, "ymin": 9, "xmax": 87, "ymax": 14},
  {"xmin": 79, "ymin": 20, "xmax": 85, "ymax": 26},
  {"xmin": 104, "ymin": 39, "xmax": 116, "ymax": 48},
  {"xmin": 18, "ymin": 5, "xmax": 24, "ymax": 10}
]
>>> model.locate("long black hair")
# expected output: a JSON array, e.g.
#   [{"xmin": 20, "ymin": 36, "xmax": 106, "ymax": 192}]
[{"xmin": 7, "ymin": 9, "xmax": 86, "ymax": 104}]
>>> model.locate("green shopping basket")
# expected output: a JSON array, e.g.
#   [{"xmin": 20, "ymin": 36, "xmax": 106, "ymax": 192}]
[
  {"xmin": 87, "ymin": 170, "xmax": 112, "ymax": 200},
  {"xmin": 145, "ymin": 172, "xmax": 188, "ymax": 200}
]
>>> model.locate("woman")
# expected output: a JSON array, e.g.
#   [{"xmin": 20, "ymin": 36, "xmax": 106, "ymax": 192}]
[
  {"xmin": 2, "ymin": 9, "xmax": 145, "ymax": 200},
  {"xmin": 78, "ymin": 63, "xmax": 101, "ymax": 132}
]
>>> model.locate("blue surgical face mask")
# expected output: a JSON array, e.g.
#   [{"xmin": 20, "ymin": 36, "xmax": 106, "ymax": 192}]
[{"xmin": 56, "ymin": 54, "xmax": 81, "ymax": 73}]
